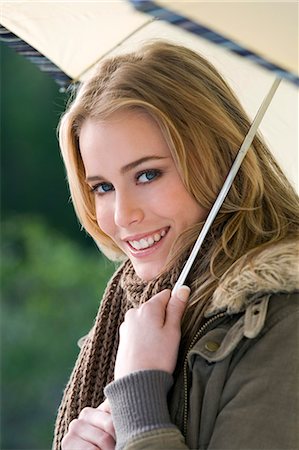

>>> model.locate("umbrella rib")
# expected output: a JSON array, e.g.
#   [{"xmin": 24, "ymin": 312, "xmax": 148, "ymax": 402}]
[{"xmin": 173, "ymin": 78, "xmax": 281, "ymax": 294}]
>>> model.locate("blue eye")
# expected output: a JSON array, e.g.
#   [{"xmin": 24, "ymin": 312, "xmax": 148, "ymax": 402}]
[
  {"xmin": 137, "ymin": 169, "xmax": 161, "ymax": 183},
  {"xmin": 91, "ymin": 182, "xmax": 114, "ymax": 195}
]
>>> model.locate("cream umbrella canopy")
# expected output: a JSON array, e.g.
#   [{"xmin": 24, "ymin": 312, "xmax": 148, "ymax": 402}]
[
  {"xmin": 1, "ymin": 1, "xmax": 298, "ymax": 85},
  {"xmin": 0, "ymin": 0, "xmax": 297, "ymax": 192},
  {"xmin": 1, "ymin": 1, "xmax": 298, "ymax": 284}
]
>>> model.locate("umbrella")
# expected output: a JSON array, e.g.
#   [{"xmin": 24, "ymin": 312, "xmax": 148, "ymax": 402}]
[
  {"xmin": 1, "ymin": 1, "xmax": 297, "ymax": 191},
  {"xmin": 1, "ymin": 1, "xmax": 297, "ymax": 85},
  {"xmin": 1, "ymin": 1, "xmax": 298, "ymax": 283}
]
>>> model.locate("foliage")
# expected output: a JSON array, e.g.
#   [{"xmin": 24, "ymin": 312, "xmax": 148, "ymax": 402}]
[
  {"xmin": 1, "ymin": 215, "xmax": 115, "ymax": 449},
  {"xmin": 1, "ymin": 43, "xmax": 87, "ymax": 246}
]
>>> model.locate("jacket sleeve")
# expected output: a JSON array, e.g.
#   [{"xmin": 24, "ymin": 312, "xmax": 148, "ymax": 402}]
[
  {"xmin": 104, "ymin": 370, "xmax": 189, "ymax": 450},
  {"xmin": 206, "ymin": 299, "xmax": 299, "ymax": 449}
]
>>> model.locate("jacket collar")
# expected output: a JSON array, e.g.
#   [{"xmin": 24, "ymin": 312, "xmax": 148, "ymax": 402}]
[{"xmin": 206, "ymin": 240, "xmax": 299, "ymax": 316}]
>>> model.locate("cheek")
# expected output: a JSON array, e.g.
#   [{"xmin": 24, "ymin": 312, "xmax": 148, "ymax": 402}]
[
  {"xmin": 95, "ymin": 201, "xmax": 115, "ymax": 237},
  {"xmin": 166, "ymin": 186, "xmax": 205, "ymax": 225},
  {"xmin": 157, "ymin": 184, "xmax": 193, "ymax": 215}
]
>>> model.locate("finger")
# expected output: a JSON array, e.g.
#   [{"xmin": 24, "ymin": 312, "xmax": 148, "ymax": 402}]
[
  {"xmin": 142, "ymin": 289, "xmax": 171, "ymax": 325},
  {"xmin": 79, "ymin": 408, "xmax": 115, "ymax": 440},
  {"xmin": 145, "ymin": 289, "xmax": 171, "ymax": 311},
  {"xmin": 124, "ymin": 290, "xmax": 171, "ymax": 324},
  {"xmin": 166, "ymin": 285, "xmax": 190, "ymax": 328},
  {"xmin": 62, "ymin": 432, "xmax": 98, "ymax": 450},
  {"xmin": 76, "ymin": 420, "xmax": 115, "ymax": 450},
  {"xmin": 68, "ymin": 419, "xmax": 115, "ymax": 449},
  {"xmin": 148, "ymin": 288, "xmax": 171, "ymax": 303}
]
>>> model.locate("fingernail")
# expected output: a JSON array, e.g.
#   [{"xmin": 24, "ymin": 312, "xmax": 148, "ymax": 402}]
[{"xmin": 176, "ymin": 285, "xmax": 191, "ymax": 302}]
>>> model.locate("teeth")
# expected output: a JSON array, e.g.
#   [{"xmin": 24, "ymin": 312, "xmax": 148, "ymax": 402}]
[
  {"xmin": 131, "ymin": 240, "xmax": 142, "ymax": 250},
  {"xmin": 140, "ymin": 239, "xmax": 148, "ymax": 249},
  {"xmin": 129, "ymin": 229, "xmax": 167, "ymax": 250}
]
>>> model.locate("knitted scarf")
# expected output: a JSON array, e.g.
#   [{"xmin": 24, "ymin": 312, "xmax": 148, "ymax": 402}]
[{"xmin": 52, "ymin": 255, "xmax": 187, "ymax": 449}]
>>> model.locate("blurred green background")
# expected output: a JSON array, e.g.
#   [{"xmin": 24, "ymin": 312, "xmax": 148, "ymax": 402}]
[{"xmin": 1, "ymin": 44, "xmax": 115, "ymax": 449}]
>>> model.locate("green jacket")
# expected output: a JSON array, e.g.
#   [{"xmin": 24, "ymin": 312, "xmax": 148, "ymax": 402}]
[{"xmin": 105, "ymin": 241, "xmax": 299, "ymax": 449}]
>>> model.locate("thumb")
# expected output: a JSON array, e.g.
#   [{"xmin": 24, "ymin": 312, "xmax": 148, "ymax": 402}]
[{"xmin": 166, "ymin": 285, "xmax": 190, "ymax": 327}]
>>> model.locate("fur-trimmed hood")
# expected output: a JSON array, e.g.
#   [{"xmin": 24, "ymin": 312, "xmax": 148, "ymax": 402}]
[{"xmin": 207, "ymin": 240, "xmax": 299, "ymax": 316}]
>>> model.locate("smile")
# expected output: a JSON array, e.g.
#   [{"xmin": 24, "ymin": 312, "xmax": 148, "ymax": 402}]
[{"xmin": 127, "ymin": 227, "xmax": 169, "ymax": 251}]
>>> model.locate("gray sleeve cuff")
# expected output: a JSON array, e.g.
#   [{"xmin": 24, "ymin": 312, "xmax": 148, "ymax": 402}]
[{"xmin": 104, "ymin": 370, "xmax": 174, "ymax": 449}]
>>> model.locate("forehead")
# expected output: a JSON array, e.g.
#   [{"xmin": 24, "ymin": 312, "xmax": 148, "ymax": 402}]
[
  {"xmin": 79, "ymin": 110, "xmax": 171, "ymax": 160},
  {"xmin": 78, "ymin": 110, "xmax": 173, "ymax": 178}
]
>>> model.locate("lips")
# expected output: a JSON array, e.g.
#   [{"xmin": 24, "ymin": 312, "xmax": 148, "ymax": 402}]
[{"xmin": 125, "ymin": 227, "xmax": 169, "ymax": 251}]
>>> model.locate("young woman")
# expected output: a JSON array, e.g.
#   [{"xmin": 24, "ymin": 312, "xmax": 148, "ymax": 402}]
[{"xmin": 53, "ymin": 41, "xmax": 299, "ymax": 450}]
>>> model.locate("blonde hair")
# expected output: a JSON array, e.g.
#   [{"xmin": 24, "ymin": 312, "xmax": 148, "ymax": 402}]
[{"xmin": 59, "ymin": 41, "xmax": 299, "ymax": 331}]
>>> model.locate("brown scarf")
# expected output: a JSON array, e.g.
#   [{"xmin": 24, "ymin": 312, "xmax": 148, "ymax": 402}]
[{"xmin": 52, "ymin": 255, "xmax": 187, "ymax": 449}]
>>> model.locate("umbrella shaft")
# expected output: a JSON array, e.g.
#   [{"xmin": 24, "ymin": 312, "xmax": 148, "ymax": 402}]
[{"xmin": 173, "ymin": 78, "xmax": 281, "ymax": 294}]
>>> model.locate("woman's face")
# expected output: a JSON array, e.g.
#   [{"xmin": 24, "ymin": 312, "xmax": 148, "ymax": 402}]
[{"xmin": 80, "ymin": 110, "xmax": 206, "ymax": 281}]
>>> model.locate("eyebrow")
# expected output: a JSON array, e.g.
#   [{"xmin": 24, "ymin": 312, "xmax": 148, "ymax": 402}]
[{"xmin": 85, "ymin": 156, "xmax": 168, "ymax": 182}]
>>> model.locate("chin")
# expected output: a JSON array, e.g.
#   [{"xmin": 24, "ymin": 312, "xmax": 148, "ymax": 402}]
[{"xmin": 133, "ymin": 264, "xmax": 162, "ymax": 282}]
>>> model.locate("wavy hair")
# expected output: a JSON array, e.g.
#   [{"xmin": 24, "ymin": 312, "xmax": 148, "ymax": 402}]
[{"xmin": 59, "ymin": 41, "xmax": 299, "ymax": 333}]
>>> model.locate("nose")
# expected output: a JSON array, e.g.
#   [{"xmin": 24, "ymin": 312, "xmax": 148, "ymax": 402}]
[{"xmin": 114, "ymin": 190, "xmax": 144, "ymax": 228}]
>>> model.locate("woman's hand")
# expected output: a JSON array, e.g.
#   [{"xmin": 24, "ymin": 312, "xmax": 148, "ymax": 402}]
[
  {"xmin": 114, "ymin": 286, "xmax": 190, "ymax": 380},
  {"xmin": 61, "ymin": 399, "xmax": 115, "ymax": 450}
]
